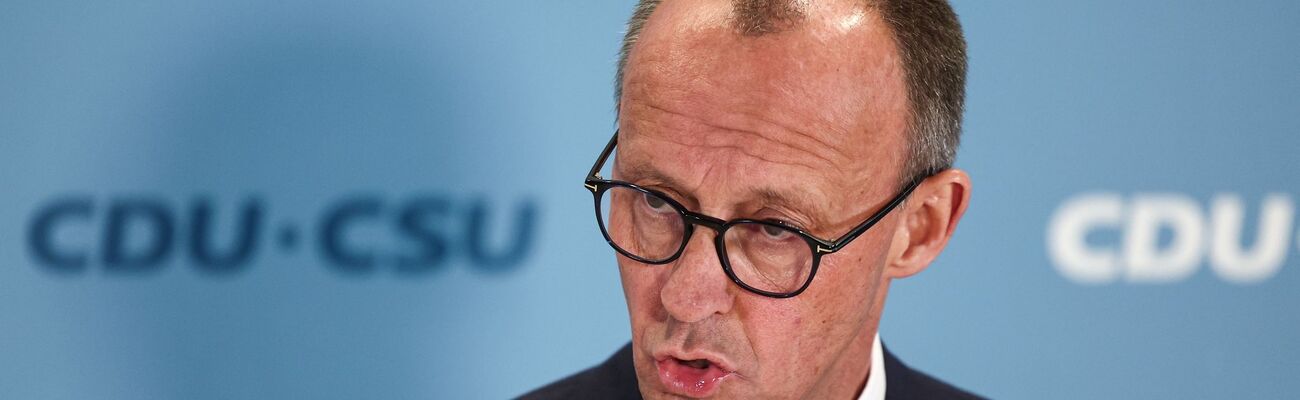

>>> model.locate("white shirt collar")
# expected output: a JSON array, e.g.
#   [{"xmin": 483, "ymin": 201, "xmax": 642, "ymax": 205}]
[{"xmin": 857, "ymin": 333, "xmax": 887, "ymax": 400}]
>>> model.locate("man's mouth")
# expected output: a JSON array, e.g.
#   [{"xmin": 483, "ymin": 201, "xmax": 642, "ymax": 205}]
[
  {"xmin": 655, "ymin": 355, "xmax": 734, "ymax": 398},
  {"xmin": 681, "ymin": 358, "xmax": 711, "ymax": 369}
]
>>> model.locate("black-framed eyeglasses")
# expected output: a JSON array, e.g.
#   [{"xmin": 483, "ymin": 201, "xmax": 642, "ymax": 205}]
[{"xmin": 584, "ymin": 131, "xmax": 923, "ymax": 298}]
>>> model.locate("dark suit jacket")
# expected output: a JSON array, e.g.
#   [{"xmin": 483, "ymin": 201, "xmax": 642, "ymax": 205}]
[{"xmin": 518, "ymin": 342, "xmax": 984, "ymax": 399}]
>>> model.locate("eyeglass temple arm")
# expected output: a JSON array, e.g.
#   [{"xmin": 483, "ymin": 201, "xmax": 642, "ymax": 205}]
[
  {"xmin": 820, "ymin": 177, "xmax": 925, "ymax": 253},
  {"xmin": 587, "ymin": 131, "xmax": 620, "ymax": 180}
]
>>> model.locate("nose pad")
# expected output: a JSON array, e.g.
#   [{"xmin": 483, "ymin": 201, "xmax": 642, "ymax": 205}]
[{"xmin": 659, "ymin": 226, "xmax": 735, "ymax": 323}]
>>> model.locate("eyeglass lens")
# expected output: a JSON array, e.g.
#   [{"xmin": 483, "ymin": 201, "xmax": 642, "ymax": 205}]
[{"xmin": 598, "ymin": 185, "xmax": 814, "ymax": 294}]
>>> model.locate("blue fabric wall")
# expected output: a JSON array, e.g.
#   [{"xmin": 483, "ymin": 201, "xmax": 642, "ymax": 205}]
[{"xmin": 1, "ymin": 1, "xmax": 1296, "ymax": 398}]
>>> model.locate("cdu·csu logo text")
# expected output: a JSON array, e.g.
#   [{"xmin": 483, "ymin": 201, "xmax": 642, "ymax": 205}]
[
  {"xmin": 1048, "ymin": 192, "xmax": 1295, "ymax": 284},
  {"xmin": 25, "ymin": 194, "xmax": 538, "ymax": 277}
]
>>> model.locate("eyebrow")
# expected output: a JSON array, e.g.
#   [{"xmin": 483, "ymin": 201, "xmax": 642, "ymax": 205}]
[
  {"xmin": 752, "ymin": 187, "xmax": 831, "ymax": 232},
  {"xmin": 619, "ymin": 160, "xmax": 833, "ymax": 233},
  {"xmin": 618, "ymin": 162, "xmax": 692, "ymax": 199}
]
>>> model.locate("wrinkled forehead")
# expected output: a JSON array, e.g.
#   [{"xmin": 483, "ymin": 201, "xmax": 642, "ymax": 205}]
[{"xmin": 619, "ymin": 0, "xmax": 911, "ymax": 189}]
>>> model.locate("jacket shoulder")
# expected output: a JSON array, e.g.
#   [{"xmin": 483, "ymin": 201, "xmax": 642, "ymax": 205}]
[
  {"xmin": 517, "ymin": 343, "xmax": 642, "ymax": 400},
  {"xmin": 883, "ymin": 345, "xmax": 986, "ymax": 400}
]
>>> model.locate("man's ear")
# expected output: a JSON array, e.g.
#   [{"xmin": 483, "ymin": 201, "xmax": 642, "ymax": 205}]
[{"xmin": 885, "ymin": 168, "xmax": 971, "ymax": 279}]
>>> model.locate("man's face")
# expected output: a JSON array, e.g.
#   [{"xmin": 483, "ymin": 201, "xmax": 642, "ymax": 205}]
[{"xmin": 613, "ymin": 1, "xmax": 913, "ymax": 398}]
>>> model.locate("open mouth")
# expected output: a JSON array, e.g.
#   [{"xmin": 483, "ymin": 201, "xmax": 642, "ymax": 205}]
[
  {"xmin": 655, "ymin": 356, "xmax": 733, "ymax": 398},
  {"xmin": 679, "ymin": 358, "xmax": 712, "ymax": 369}
]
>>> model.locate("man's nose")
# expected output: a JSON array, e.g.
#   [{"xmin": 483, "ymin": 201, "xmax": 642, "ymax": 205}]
[{"xmin": 659, "ymin": 227, "xmax": 735, "ymax": 323}]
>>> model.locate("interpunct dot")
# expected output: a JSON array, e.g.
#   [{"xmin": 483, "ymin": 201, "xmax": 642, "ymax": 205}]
[{"xmin": 278, "ymin": 224, "xmax": 299, "ymax": 251}]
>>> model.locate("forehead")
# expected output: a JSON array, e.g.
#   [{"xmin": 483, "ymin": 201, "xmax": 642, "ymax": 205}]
[
  {"xmin": 628, "ymin": 1, "xmax": 905, "ymax": 130},
  {"xmin": 616, "ymin": 0, "xmax": 910, "ymax": 222}
]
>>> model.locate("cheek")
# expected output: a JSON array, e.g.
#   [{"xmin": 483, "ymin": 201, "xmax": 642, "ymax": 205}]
[
  {"xmin": 823, "ymin": 221, "xmax": 897, "ymax": 299},
  {"xmin": 743, "ymin": 238, "xmax": 891, "ymax": 373},
  {"xmin": 742, "ymin": 302, "xmax": 804, "ymax": 347},
  {"xmin": 617, "ymin": 257, "xmax": 668, "ymax": 324},
  {"xmin": 736, "ymin": 298, "xmax": 812, "ymax": 364}
]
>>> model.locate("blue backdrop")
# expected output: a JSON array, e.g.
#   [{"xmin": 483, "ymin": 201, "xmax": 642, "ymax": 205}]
[{"xmin": 2, "ymin": 1, "xmax": 1297, "ymax": 399}]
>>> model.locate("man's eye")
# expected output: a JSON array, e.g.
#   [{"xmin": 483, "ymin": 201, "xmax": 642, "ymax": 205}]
[
  {"xmin": 642, "ymin": 192, "xmax": 672, "ymax": 212},
  {"xmin": 761, "ymin": 224, "xmax": 792, "ymax": 239}
]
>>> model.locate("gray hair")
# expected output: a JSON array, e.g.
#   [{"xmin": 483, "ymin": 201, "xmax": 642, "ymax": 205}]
[{"xmin": 614, "ymin": 0, "xmax": 968, "ymax": 186}]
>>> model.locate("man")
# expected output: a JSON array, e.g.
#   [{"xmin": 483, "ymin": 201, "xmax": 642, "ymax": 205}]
[{"xmin": 525, "ymin": 0, "xmax": 977, "ymax": 398}]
